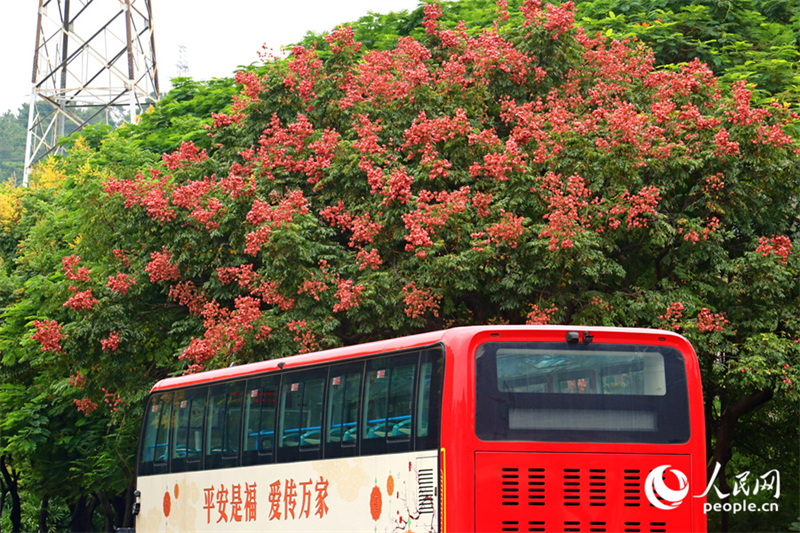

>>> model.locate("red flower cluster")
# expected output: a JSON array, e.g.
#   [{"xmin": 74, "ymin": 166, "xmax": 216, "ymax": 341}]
[
  {"xmin": 162, "ymin": 140, "xmax": 209, "ymax": 171},
  {"xmin": 32, "ymin": 320, "xmax": 63, "ymax": 352},
  {"xmin": 659, "ymin": 302, "xmax": 684, "ymax": 330},
  {"xmin": 485, "ymin": 211, "xmax": 527, "ymax": 248},
  {"xmin": 101, "ymin": 331, "xmax": 120, "ymax": 351},
  {"xmin": 145, "ymin": 248, "xmax": 181, "ymax": 283},
  {"xmin": 62, "ymin": 255, "xmax": 91, "ymax": 281},
  {"xmin": 332, "ymin": 278, "xmax": 364, "ymax": 313},
  {"xmin": 68, "ymin": 371, "xmax": 86, "ymax": 389},
  {"xmin": 172, "ymin": 175, "xmax": 226, "ymax": 230},
  {"xmin": 105, "ymin": 169, "xmax": 176, "ymax": 222},
  {"xmin": 324, "ymin": 25, "xmax": 362, "ymax": 55},
  {"xmin": 74, "ymin": 398, "xmax": 98, "ymax": 416},
  {"xmin": 402, "ymin": 187, "xmax": 470, "ymax": 257},
  {"xmin": 696, "ymin": 308, "xmax": 729, "ymax": 333},
  {"xmin": 102, "ymin": 388, "xmax": 124, "ymax": 413},
  {"xmin": 320, "ymin": 201, "xmax": 384, "ymax": 247},
  {"xmin": 402, "ymin": 282, "xmax": 441, "ymax": 319},
  {"xmin": 107, "ymin": 273, "xmax": 136, "ymax": 295},
  {"xmin": 756, "ymin": 235, "xmax": 792, "ymax": 265},
  {"xmin": 64, "ymin": 288, "xmax": 98, "ymax": 311},
  {"xmin": 287, "ymin": 319, "xmax": 319, "ymax": 354},
  {"xmin": 284, "ymin": 45, "xmax": 323, "ymax": 102},
  {"xmin": 525, "ymin": 304, "xmax": 558, "ymax": 325},
  {"xmin": 538, "ymin": 172, "xmax": 591, "ymax": 250},
  {"xmin": 356, "ymin": 248, "xmax": 383, "ymax": 270}
]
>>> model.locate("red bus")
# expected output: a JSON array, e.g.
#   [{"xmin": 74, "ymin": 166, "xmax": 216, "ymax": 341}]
[{"xmin": 135, "ymin": 325, "xmax": 707, "ymax": 532}]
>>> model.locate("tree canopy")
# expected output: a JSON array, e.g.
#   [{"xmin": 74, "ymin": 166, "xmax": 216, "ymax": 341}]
[{"xmin": 1, "ymin": 1, "xmax": 798, "ymax": 531}]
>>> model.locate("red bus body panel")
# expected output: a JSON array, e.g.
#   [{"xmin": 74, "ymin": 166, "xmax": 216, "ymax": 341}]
[
  {"xmin": 148, "ymin": 325, "xmax": 707, "ymax": 532},
  {"xmin": 437, "ymin": 326, "xmax": 707, "ymax": 533}
]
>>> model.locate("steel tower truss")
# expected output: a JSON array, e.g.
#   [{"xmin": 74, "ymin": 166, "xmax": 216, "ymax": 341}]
[{"xmin": 24, "ymin": 0, "xmax": 160, "ymax": 185}]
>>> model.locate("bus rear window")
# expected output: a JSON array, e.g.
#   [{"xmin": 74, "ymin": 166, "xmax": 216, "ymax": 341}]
[{"xmin": 476, "ymin": 342, "xmax": 690, "ymax": 444}]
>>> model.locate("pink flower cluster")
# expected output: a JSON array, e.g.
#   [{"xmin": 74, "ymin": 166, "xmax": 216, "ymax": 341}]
[
  {"xmin": 287, "ymin": 319, "xmax": 319, "ymax": 354},
  {"xmin": 74, "ymin": 398, "xmax": 98, "ymax": 416},
  {"xmin": 102, "ymin": 388, "xmax": 124, "ymax": 413},
  {"xmin": 101, "ymin": 331, "xmax": 120, "ymax": 351},
  {"xmin": 659, "ymin": 301, "xmax": 684, "ymax": 330},
  {"xmin": 107, "ymin": 273, "xmax": 136, "ymax": 295},
  {"xmin": 324, "ymin": 25, "xmax": 362, "ymax": 55},
  {"xmin": 402, "ymin": 282, "xmax": 441, "ymax": 319},
  {"xmin": 104, "ymin": 169, "xmax": 176, "ymax": 223},
  {"xmin": 145, "ymin": 248, "xmax": 181, "ymax": 283},
  {"xmin": 63, "ymin": 288, "xmax": 98, "ymax": 311},
  {"xmin": 319, "ymin": 201, "xmax": 384, "ymax": 247},
  {"xmin": 62, "ymin": 255, "xmax": 91, "ymax": 281},
  {"xmin": 525, "ymin": 304, "xmax": 558, "ymax": 325},
  {"xmin": 68, "ymin": 371, "xmax": 85, "ymax": 389},
  {"xmin": 756, "ymin": 235, "xmax": 792, "ymax": 265},
  {"xmin": 696, "ymin": 308, "xmax": 729, "ymax": 333},
  {"xmin": 402, "ymin": 187, "xmax": 470, "ymax": 257},
  {"xmin": 161, "ymin": 140, "xmax": 209, "ymax": 171}
]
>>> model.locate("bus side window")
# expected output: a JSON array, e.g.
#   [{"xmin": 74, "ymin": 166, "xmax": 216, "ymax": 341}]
[
  {"xmin": 278, "ymin": 369, "xmax": 326, "ymax": 463},
  {"xmin": 171, "ymin": 387, "xmax": 207, "ymax": 472},
  {"xmin": 243, "ymin": 375, "xmax": 280, "ymax": 466},
  {"xmin": 325, "ymin": 363, "xmax": 362, "ymax": 458},
  {"xmin": 417, "ymin": 361, "xmax": 433, "ymax": 437},
  {"xmin": 138, "ymin": 392, "xmax": 173, "ymax": 475},
  {"xmin": 362, "ymin": 354, "xmax": 417, "ymax": 455},
  {"xmin": 416, "ymin": 348, "xmax": 444, "ymax": 450},
  {"xmin": 205, "ymin": 381, "xmax": 245, "ymax": 469}
]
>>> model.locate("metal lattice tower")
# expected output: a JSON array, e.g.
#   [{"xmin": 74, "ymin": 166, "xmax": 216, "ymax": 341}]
[{"xmin": 24, "ymin": 0, "xmax": 160, "ymax": 185}]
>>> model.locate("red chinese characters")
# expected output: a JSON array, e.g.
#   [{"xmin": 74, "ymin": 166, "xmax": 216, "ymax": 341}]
[
  {"xmin": 203, "ymin": 482, "xmax": 258, "ymax": 524},
  {"xmin": 202, "ymin": 476, "xmax": 329, "ymax": 525},
  {"xmin": 268, "ymin": 476, "xmax": 330, "ymax": 521}
]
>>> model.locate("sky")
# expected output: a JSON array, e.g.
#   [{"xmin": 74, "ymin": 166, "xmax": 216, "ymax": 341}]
[{"xmin": 0, "ymin": 0, "xmax": 421, "ymax": 115}]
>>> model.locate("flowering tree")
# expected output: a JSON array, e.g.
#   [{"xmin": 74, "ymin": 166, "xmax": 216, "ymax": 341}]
[{"xmin": 1, "ymin": 1, "xmax": 798, "ymax": 530}]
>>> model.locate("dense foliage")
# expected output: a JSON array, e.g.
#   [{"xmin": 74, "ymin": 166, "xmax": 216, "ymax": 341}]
[{"xmin": 1, "ymin": 1, "xmax": 798, "ymax": 531}]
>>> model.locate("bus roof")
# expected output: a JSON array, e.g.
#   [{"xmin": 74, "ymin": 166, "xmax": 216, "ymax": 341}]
[{"xmin": 149, "ymin": 325, "xmax": 690, "ymax": 393}]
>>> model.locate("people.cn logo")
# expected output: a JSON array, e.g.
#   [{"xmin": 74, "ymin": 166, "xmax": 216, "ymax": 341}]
[{"xmin": 644, "ymin": 465, "xmax": 690, "ymax": 510}]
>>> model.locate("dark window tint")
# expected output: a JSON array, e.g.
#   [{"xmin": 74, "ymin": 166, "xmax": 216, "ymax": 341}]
[
  {"xmin": 171, "ymin": 387, "xmax": 206, "ymax": 472},
  {"xmin": 278, "ymin": 369, "xmax": 326, "ymax": 462},
  {"xmin": 243, "ymin": 375, "xmax": 280, "ymax": 465},
  {"xmin": 475, "ymin": 342, "xmax": 690, "ymax": 444},
  {"xmin": 325, "ymin": 363, "xmax": 362, "ymax": 458},
  {"xmin": 137, "ymin": 344, "xmax": 445, "ymax": 476},
  {"xmin": 205, "ymin": 381, "xmax": 245, "ymax": 468},
  {"xmin": 138, "ymin": 392, "xmax": 173, "ymax": 475},
  {"xmin": 362, "ymin": 354, "xmax": 417, "ymax": 455}
]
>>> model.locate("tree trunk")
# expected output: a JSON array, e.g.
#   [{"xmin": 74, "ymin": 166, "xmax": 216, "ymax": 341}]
[
  {"xmin": 69, "ymin": 495, "xmax": 98, "ymax": 533},
  {"xmin": 1, "ymin": 471, "xmax": 6, "ymax": 524},
  {"xmin": 710, "ymin": 388, "xmax": 774, "ymax": 532},
  {"xmin": 39, "ymin": 495, "xmax": 49, "ymax": 533},
  {"xmin": 120, "ymin": 481, "xmax": 136, "ymax": 529},
  {"xmin": 0, "ymin": 454, "xmax": 22, "ymax": 533}
]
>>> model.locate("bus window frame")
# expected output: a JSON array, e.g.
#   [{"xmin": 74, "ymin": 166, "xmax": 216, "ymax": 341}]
[
  {"xmin": 324, "ymin": 362, "xmax": 364, "ymax": 459},
  {"xmin": 170, "ymin": 386, "xmax": 207, "ymax": 473},
  {"xmin": 136, "ymin": 343, "xmax": 445, "ymax": 476},
  {"xmin": 242, "ymin": 374, "xmax": 281, "ymax": 466},
  {"xmin": 361, "ymin": 352, "xmax": 419, "ymax": 457},
  {"xmin": 277, "ymin": 367, "xmax": 328, "ymax": 464},
  {"xmin": 138, "ymin": 391, "xmax": 174, "ymax": 476},
  {"xmin": 205, "ymin": 380, "xmax": 246, "ymax": 470}
]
